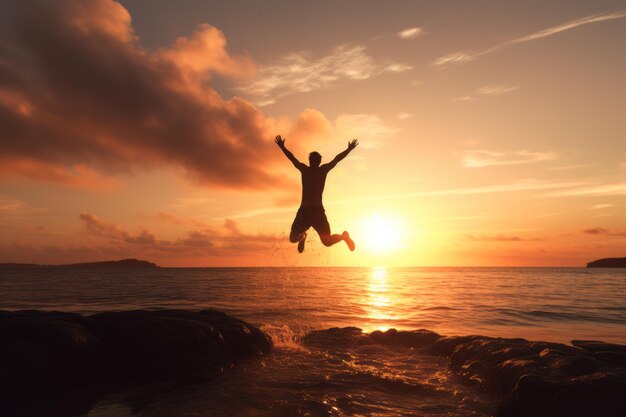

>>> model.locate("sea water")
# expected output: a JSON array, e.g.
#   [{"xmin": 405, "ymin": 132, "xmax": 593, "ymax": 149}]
[{"xmin": 1, "ymin": 266, "xmax": 625, "ymax": 416}]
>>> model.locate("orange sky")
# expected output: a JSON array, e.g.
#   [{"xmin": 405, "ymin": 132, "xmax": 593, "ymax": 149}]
[{"xmin": 0, "ymin": 0, "xmax": 625, "ymax": 267}]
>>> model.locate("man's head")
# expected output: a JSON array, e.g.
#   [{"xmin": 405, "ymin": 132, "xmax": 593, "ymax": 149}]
[{"xmin": 309, "ymin": 151, "xmax": 322, "ymax": 167}]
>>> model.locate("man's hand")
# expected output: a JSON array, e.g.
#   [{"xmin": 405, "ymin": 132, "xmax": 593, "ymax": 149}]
[
  {"xmin": 347, "ymin": 139, "xmax": 359, "ymax": 151},
  {"xmin": 275, "ymin": 135, "xmax": 286, "ymax": 148}
]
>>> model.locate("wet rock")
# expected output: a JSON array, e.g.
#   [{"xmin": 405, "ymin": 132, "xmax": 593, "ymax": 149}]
[
  {"xmin": 0, "ymin": 309, "xmax": 271, "ymax": 402},
  {"xmin": 302, "ymin": 326, "xmax": 366, "ymax": 349},
  {"xmin": 369, "ymin": 328, "xmax": 441, "ymax": 348},
  {"xmin": 0, "ymin": 311, "xmax": 104, "ymax": 398},
  {"xmin": 347, "ymin": 328, "xmax": 626, "ymax": 417}
]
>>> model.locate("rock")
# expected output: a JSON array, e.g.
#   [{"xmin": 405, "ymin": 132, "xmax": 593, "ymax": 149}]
[
  {"xmin": 0, "ymin": 309, "xmax": 271, "ymax": 403},
  {"xmin": 303, "ymin": 327, "xmax": 626, "ymax": 417},
  {"xmin": 0, "ymin": 311, "xmax": 104, "ymax": 398}
]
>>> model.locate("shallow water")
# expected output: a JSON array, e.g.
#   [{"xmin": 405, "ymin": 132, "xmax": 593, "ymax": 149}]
[{"xmin": 1, "ymin": 266, "xmax": 625, "ymax": 416}]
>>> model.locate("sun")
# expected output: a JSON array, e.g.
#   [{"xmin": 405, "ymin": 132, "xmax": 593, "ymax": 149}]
[{"xmin": 358, "ymin": 214, "xmax": 403, "ymax": 254}]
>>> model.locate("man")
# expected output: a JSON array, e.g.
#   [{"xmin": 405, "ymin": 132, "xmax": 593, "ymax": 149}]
[{"xmin": 274, "ymin": 135, "xmax": 357, "ymax": 253}]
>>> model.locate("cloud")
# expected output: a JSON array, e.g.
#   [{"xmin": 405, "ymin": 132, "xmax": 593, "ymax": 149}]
[
  {"xmin": 433, "ymin": 10, "xmax": 626, "ymax": 67},
  {"xmin": 466, "ymin": 234, "xmax": 544, "ymax": 242},
  {"xmin": 0, "ymin": 0, "xmax": 334, "ymax": 190},
  {"xmin": 398, "ymin": 27, "xmax": 424, "ymax": 39},
  {"xmin": 274, "ymin": 110, "xmax": 398, "ymax": 154},
  {"xmin": 334, "ymin": 114, "xmax": 398, "ymax": 149},
  {"xmin": 0, "ymin": 195, "xmax": 46, "ymax": 222},
  {"xmin": 583, "ymin": 228, "xmax": 626, "ymax": 237},
  {"xmin": 240, "ymin": 44, "xmax": 412, "ymax": 103},
  {"xmin": 463, "ymin": 150, "xmax": 556, "ymax": 168},
  {"xmin": 453, "ymin": 85, "xmax": 519, "ymax": 102},
  {"xmin": 79, "ymin": 212, "xmax": 281, "ymax": 256},
  {"xmin": 0, "ymin": 159, "xmax": 120, "ymax": 190},
  {"xmin": 591, "ymin": 204, "xmax": 613, "ymax": 210},
  {"xmin": 396, "ymin": 112, "xmax": 412, "ymax": 120},
  {"xmin": 543, "ymin": 183, "xmax": 626, "ymax": 197},
  {"xmin": 452, "ymin": 96, "xmax": 475, "ymax": 102},
  {"xmin": 79, "ymin": 213, "xmax": 157, "ymax": 244},
  {"xmin": 477, "ymin": 85, "xmax": 519, "ymax": 96},
  {"xmin": 433, "ymin": 52, "xmax": 475, "ymax": 67}
]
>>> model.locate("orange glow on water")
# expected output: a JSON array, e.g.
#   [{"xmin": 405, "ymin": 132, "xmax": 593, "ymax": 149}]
[{"xmin": 365, "ymin": 267, "xmax": 397, "ymax": 331}]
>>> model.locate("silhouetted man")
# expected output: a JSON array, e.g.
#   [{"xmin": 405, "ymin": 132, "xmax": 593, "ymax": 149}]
[{"xmin": 275, "ymin": 135, "xmax": 357, "ymax": 253}]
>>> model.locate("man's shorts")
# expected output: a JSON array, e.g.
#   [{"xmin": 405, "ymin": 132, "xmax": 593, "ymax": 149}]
[{"xmin": 290, "ymin": 205, "xmax": 330, "ymax": 240}]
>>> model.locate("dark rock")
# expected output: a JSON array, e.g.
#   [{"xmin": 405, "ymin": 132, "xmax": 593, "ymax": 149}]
[
  {"xmin": 301, "ymin": 326, "xmax": 365, "ymax": 349},
  {"xmin": 369, "ymin": 328, "xmax": 441, "ymax": 348},
  {"xmin": 324, "ymin": 327, "xmax": 626, "ymax": 417},
  {"xmin": 0, "ymin": 311, "xmax": 104, "ymax": 398},
  {"xmin": 0, "ymin": 309, "xmax": 271, "ymax": 403}
]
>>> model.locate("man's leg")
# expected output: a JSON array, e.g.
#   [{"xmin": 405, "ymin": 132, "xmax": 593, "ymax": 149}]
[
  {"xmin": 313, "ymin": 208, "xmax": 355, "ymax": 251},
  {"xmin": 289, "ymin": 209, "xmax": 309, "ymax": 253}
]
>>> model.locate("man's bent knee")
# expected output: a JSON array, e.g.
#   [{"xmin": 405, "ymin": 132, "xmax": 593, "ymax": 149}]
[
  {"xmin": 320, "ymin": 234, "xmax": 333, "ymax": 247},
  {"xmin": 290, "ymin": 232, "xmax": 303, "ymax": 243}
]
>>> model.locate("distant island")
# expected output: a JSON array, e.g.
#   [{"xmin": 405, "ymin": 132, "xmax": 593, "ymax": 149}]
[
  {"xmin": 0, "ymin": 258, "xmax": 159, "ymax": 269},
  {"xmin": 587, "ymin": 257, "xmax": 626, "ymax": 268}
]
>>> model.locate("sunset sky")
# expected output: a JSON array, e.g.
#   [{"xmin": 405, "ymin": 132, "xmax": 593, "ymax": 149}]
[{"xmin": 1, "ymin": 0, "xmax": 625, "ymax": 267}]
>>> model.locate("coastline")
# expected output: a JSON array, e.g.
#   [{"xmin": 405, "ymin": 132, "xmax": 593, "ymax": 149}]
[{"xmin": 1, "ymin": 309, "xmax": 624, "ymax": 417}]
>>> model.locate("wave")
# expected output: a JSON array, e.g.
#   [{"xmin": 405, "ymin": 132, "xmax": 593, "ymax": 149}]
[
  {"xmin": 301, "ymin": 326, "xmax": 626, "ymax": 417},
  {"xmin": 501, "ymin": 308, "xmax": 626, "ymax": 324}
]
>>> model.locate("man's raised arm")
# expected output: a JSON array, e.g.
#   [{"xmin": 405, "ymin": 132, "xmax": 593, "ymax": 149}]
[
  {"xmin": 323, "ymin": 139, "xmax": 359, "ymax": 170},
  {"xmin": 274, "ymin": 135, "xmax": 305, "ymax": 170}
]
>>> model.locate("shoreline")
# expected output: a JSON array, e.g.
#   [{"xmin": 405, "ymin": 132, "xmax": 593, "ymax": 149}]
[{"xmin": 1, "ymin": 309, "xmax": 625, "ymax": 417}]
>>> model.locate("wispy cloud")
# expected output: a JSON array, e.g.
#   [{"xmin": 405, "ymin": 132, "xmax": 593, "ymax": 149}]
[
  {"xmin": 453, "ymin": 85, "xmax": 519, "ymax": 102},
  {"xmin": 334, "ymin": 114, "xmax": 399, "ymax": 149},
  {"xmin": 452, "ymin": 95, "xmax": 475, "ymax": 102},
  {"xmin": 241, "ymin": 44, "xmax": 413, "ymax": 103},
  {"xmin": 591, "ymin": 204, "xmax": 613, "ymax": 210},
  {"xmin": 396, "ymin": 112, "xmax": 413, "ymax": 120},
  {"xmin": 0, "ymin": 195, "xmax": 46, "ymax": 221},
  {"xmin": 398, "ymin": 27, "xmax": 424, "ymax": 39},
  {"xmin": 433, "ymin": 10, "xmax": 626, "ymax": 67},
  {"xmin": 477, "ymin": 85, "xmax": 520, "ymax": 96},
  {"xmin": 543, "ymin": 183, "xmax": 626, "ymax": 197},
  {"xmin": 433, "ymin": 52, "xmax": 475, "ymax": 67},
  {"xmin": 463, "ymin": 150, "xmax": 556, "ymax": 168}
]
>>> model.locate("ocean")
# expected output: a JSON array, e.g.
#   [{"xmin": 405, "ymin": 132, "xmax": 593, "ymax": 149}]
[{"xmin": 1, "ymin": 266, "xmax": 625, "ymax": 416}]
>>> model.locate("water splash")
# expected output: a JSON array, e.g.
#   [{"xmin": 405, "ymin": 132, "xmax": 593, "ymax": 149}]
[{"xmin": 261, "ymin": 323, "xmax": 308, "ymax": 352}]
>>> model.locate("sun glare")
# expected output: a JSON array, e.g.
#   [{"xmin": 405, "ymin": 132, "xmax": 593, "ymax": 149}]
[{"xmin": 359, "ymin": 214, "xmax": 403, "ymax": 254}]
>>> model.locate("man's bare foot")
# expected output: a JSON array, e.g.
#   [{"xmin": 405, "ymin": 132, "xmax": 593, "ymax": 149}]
[
  {"xmin": 342, "ymin": 231, "xmax": 355, "ymax": 251},
  {"xmin": 298, "ymin": 233, "xmax": 307, "ymax": 253}
]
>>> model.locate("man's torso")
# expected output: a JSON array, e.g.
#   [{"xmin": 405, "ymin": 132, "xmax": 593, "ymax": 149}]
[{"xmin": 300, "ymin": 166, "xmax": 329, "ymax": 207}]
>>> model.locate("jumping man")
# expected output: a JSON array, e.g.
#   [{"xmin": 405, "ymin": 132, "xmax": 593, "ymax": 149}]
[{"xmin": 274, "ymin": 135, "xmax": 357, "ymax": 253}]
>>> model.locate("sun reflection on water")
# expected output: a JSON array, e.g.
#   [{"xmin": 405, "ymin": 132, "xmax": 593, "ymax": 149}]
[{"xmin": 365, "ymin": 267, "xmax": 398, "ymax": 331}]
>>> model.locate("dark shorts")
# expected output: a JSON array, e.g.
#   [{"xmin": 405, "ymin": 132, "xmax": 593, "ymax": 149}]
[{"xmin": 290, "ymin": 205, "xmax": 330, "ymax": 240}]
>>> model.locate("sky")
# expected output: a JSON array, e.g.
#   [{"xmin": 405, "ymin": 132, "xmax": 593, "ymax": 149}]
[{"xmin": 0, "ymin": 0, "xmax": 625, "ymax": 267}]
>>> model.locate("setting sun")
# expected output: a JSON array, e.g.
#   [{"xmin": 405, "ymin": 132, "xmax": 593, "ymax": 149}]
[{"xmin": 359, "ymin": 214, "xmax": 404, "ymax": 254}]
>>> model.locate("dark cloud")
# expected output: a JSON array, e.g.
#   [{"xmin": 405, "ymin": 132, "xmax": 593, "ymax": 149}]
[
  {"xmin": 0, "ymin": 0, "xmax": 325, "ymax": 190},
  {"xmin": 583, "ymin": 228, "xmax": 626, "ymax": 237}
]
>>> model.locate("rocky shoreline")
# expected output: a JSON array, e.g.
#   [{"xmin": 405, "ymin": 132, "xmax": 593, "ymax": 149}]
[
  {"xmin": 0, "ymin": 309, "xmax": 271, "ymax": 404},
  {"xmin": 1, "ymin": 310, "xmax": 624, "ymax": 417},
  {"xmin": 304, "ymin": 327, "xmax": 626, "ymax": 417}
]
